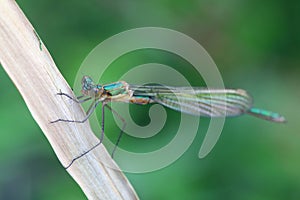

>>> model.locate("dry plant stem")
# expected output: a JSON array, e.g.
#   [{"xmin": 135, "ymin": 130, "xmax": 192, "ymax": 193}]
[{"xmin": 0, "ymin": 1, "xmax": 138, "ymax": 199}]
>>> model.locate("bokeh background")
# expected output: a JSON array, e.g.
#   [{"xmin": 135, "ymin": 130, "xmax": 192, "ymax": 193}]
[{"xmin": 1, "ymin": 0, "xmax": 299, "ymax": 199}]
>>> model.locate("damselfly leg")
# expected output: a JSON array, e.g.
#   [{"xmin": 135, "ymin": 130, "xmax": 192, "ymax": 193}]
[
  {"xmin": 51, "ymin": 91, "xmax": 126, "ymax": 168},
  {"xmin": 104, "ymin": 104, "xmax": 127, "ymax": 158}
]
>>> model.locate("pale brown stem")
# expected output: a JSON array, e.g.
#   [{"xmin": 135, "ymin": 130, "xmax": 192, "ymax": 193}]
[{"xmin": 0, "ymin": 1, "xmax": 138, "ymax": 199}]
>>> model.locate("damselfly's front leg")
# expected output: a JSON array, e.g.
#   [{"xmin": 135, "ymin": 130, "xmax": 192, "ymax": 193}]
[
  {"xmin": 50, "ymin": 100, "xmax": 100, "ymax": 123},
  {"xmin": 56, "ymin": 91, "xmax": 91, "ymax": 103},
  {"xmin": 51, "ymin": 91, "xmax": 95, "ymax": 123}
]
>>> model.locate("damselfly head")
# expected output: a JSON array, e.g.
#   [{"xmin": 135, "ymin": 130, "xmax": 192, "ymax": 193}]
[
  {"xmin": 81, "ymin": 76, "xmax": 105, "ymax": 99},
  {"xmin": 82, "ymin": 76, "xmax": 94, "ymax": 87},
  {"xmin": 81, "ymin": 76, "xmax": 96, "ymax": 96}
]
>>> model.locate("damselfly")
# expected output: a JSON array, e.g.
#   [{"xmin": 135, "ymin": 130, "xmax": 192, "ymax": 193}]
[{"xmin": 52, "ymin": 76, "xmax": 286, "ymax": 166}]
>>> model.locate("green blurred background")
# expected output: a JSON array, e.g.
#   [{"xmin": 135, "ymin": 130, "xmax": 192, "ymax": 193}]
[{"xmin": 1, "ymin": 0, "xmax": 299, "ymax": 199}]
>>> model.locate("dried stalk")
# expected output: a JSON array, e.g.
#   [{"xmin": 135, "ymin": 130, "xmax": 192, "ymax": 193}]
[{"xmin": 0, "ymin": 0, "xmax": 138, "ymax": 199}]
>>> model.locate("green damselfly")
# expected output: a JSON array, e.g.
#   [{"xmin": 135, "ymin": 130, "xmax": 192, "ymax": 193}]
[{"xmin": 52, "ymin": 76, "xmax": 285, "ymax": 167}]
